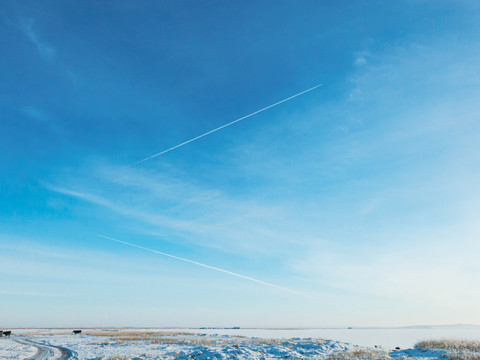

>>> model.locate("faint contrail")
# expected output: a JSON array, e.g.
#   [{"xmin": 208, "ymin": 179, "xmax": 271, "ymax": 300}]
[
  {"xmin": 132, "ymin": 83, "xmax": 323, "ymax": 166},
  {"xmin": 99, "ymin": 235, "xmax": 307, "ymax": 297}
]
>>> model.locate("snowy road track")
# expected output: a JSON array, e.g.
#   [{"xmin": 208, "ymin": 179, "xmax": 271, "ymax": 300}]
[{"xmin": 14, "ymin": 338, "xmax": 77, "ymax": 360}]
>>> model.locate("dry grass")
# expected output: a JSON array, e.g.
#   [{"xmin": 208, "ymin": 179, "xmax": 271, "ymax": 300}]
[
  {"xmin": 82, "ymin": 330, "xmax": 326, "ymax": 347},
  {"xmin": 416, "ymin": 339, "xmax": 480, "ymax": 352},
  {"xmin": 6, "ymin": 329, "xmax": 327, "ymax": 350},
  {"xmin": 91, "ymin": 341, "xmax": 110, "ymax": 345},
  {"xmin": 444, "ymin": 352, "xmax": 480, "ymax": 360},
  {"xmin": 13, "ymin": 327, "xmax": 330, "ymax": 359},
  {"xmin": 101, "ymin": 356, "xmax": 145, "ymax": 360},
  {"xmin": 254, "ymin": 337, "xmax": 326, "ymax": 346},
  {"xmin": 86, "ymin": 330, "xmax": 195, "ymax": 338},
  {"xmin": 17, "ymin": 331, "xmax": 73, "ymax": 336},
  {"xmin": 416, "ymin": 339, "xmax": 480, "ymax": 360},
  {"xmin": 328, "ymin": 349, "xmax": 392, "ymax": 360},
  {"xmin": 86, "ymin": 330, "xmax": 212, "ymax": 345}
]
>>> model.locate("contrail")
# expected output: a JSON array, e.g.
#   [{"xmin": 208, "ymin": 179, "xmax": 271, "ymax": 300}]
[
  {"xmin": 132, "ymin": 83, "xmax": 323, "ymax": 166},
  {"xmin": 99, "ymin": 235, "xmax": 307, "ymax": 297}
]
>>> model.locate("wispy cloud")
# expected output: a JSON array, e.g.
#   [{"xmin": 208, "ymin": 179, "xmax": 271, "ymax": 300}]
[
  {"xmin": 47, "ymin": 163, "xmax": 317, "ymax": 258},
  {"xmin": 0, "ymin": 290, "xmax": 69, "ymax": 297},
  {"xmin": 132, "ymin": 84, "xmax": 323, "ymax": 166},
  {"xmin": 99, "ymin": 235, "xmax": 307, "ymax": 297},
  {"xmin": 43, "ymin": 28, "xmax": 480, "ymax": 324},
  {"xmin": 21, "ymin": 105, "xmax": 63, "ymax": 134},
  {"xmin": 21, "ymin": 19, "xmax": 55, "ymax": 62},
  {"xmin": 21, "ymin": 106, "xmax": 46, "ymax": 121},
  {"xmin": 287, "ymin": 35, "xmax": 480, "ymax": 320},
  {"xmin": 0, "ymin": 234, "xmax": 195, "ymax": 286}
]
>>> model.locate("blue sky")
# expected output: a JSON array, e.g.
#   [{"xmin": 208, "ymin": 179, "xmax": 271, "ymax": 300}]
[{"xmin": 1, "ymin": 0, "xmax": 480, "ymax": 327}]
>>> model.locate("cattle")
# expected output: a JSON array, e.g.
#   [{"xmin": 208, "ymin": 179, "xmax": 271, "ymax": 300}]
[
  {"xmin": 3, "ymin": 331, "xmax": 11, "ymax": 337},
  {"xmin": 72, "ymin": 330, "xmax": 82, "ymax": 335}
]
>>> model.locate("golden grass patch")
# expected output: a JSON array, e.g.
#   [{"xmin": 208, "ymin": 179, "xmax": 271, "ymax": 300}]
[
  {"xmin": 328, "ymin": 349, "xmax": 392, "ymax": 360},
  {"xmin": 416, "ymin": 339, "xmax": 480, "ymax": 352},
  {"xmin": 444, "ymin": 352, "xmax": 480, "ymax": 360}
]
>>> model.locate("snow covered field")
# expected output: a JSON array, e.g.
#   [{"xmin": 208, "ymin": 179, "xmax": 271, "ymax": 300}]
[
  {"xmin": 0, "ymin": 338, "xmax": 37, "ymax": 359},
  {"xmin": 1, "ymin": 328, "xmax": 479, "ymax": 359},
  {"xmin": 170, "ymin": 326, "xmax": 480, "ymax": 349}
]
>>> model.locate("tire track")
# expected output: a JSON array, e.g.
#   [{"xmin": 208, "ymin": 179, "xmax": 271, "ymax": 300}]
[{"xmin": 13, "ymin": 338, "xmax": 77, "ymax": 360}]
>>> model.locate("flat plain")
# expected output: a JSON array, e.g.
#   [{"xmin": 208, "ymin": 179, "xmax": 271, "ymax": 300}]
[{"xmin": 1, "ymin": 327, "xmax": 480, "ymax": 359}]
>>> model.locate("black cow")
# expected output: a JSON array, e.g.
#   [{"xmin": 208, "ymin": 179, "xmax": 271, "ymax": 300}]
[
  {"xmin": 72, "ymin": 330, "xmax": 82, "ymax": 335},
  {"xmin": 3, "ymin": 331, "xmax": 11, "ymax": 337}
]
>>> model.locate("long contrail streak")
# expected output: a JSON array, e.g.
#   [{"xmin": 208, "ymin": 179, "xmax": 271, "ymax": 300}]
[
  {"xmin": 98, "ymin": 235, "xmax": 307, "ymax": 297},
  {"xmin": 132, "ymin": 83, "xmax": 322, "ymax": 166}
]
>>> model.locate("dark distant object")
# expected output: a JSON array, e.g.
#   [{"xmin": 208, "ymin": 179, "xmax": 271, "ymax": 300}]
[
  {"xmin": 348, "ymin": 327, "xmax": 353, "ymax": 329},
  {"xmin": 232, "ymin": 327, "xmax": 240, "ymax": 329},
  {"xmin": 3, "ymin": 330, "xmax": 11, "ymax": 337},
  {"xmin": 72, "ymin": 330, "xmax": 82, "ymax": 335},
  {"xmin": 395, "ymin": 347, "xmax": 401, "ymax": 350}
]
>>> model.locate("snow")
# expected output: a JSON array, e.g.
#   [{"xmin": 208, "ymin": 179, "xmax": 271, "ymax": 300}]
[
  {"xmin": 390, "ymin": 348, "xmax": 448, "ymax": 360},
  {"xmin": 0, "ymin": 338, "xmax": 37, "ymax": 359},
  {"xmin": 6, "ymin": 333, "xmax": 352, "ymax": 359},
  {"xmin": 1, "ymin": 328, "xmax": 479, "ymax": 359},
  {"xmin": 161, "ymin": 327, "xmax": 480, "ymax": 349}
]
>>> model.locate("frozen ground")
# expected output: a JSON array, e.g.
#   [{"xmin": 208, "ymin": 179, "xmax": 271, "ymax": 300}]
[
  {"xmin": 1, "ymin": 328, "xmax": 479, "ymax": 359},
  {"xmin": 168, "ymin": 326, "xmax": 480, "ymax": 349},
  {"xmin": 0, "ymin": 338, "xmax": 37, "ymax": 359}
]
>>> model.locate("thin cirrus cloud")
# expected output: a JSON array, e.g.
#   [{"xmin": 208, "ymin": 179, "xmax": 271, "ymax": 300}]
[
  {"xmin": 132, "ymin": 84, "xmax": 323, "ymax": 166},
  {"xmin": 20, "ymin": 19, "xmax": 55, "ymax": 62},
  {"xmin": 42, "ymin": 29, "xmax": 480, "ymax": 324},
  {"xmin": 0, "ymin": 290, "xmax": 68, "ymax": 297},
  {"xmin": 2, "ymin": 1, "xmax": 480, "ymax": 328},
  {"xmin": 47, "ymin": 167, "xmax": 313, "ymax": 258},
  {"xmin": 99, "ymin": 235, "xmax": 307, "ymax": 297},
  {"xmin": 287, "ymin": 36, "xmax": 480, "ymax": 321}
]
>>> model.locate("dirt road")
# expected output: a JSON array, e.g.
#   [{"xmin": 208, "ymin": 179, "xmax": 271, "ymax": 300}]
[{"xmin": 13, "ymin": 338, "xmax": 77, "ymax": 360}]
